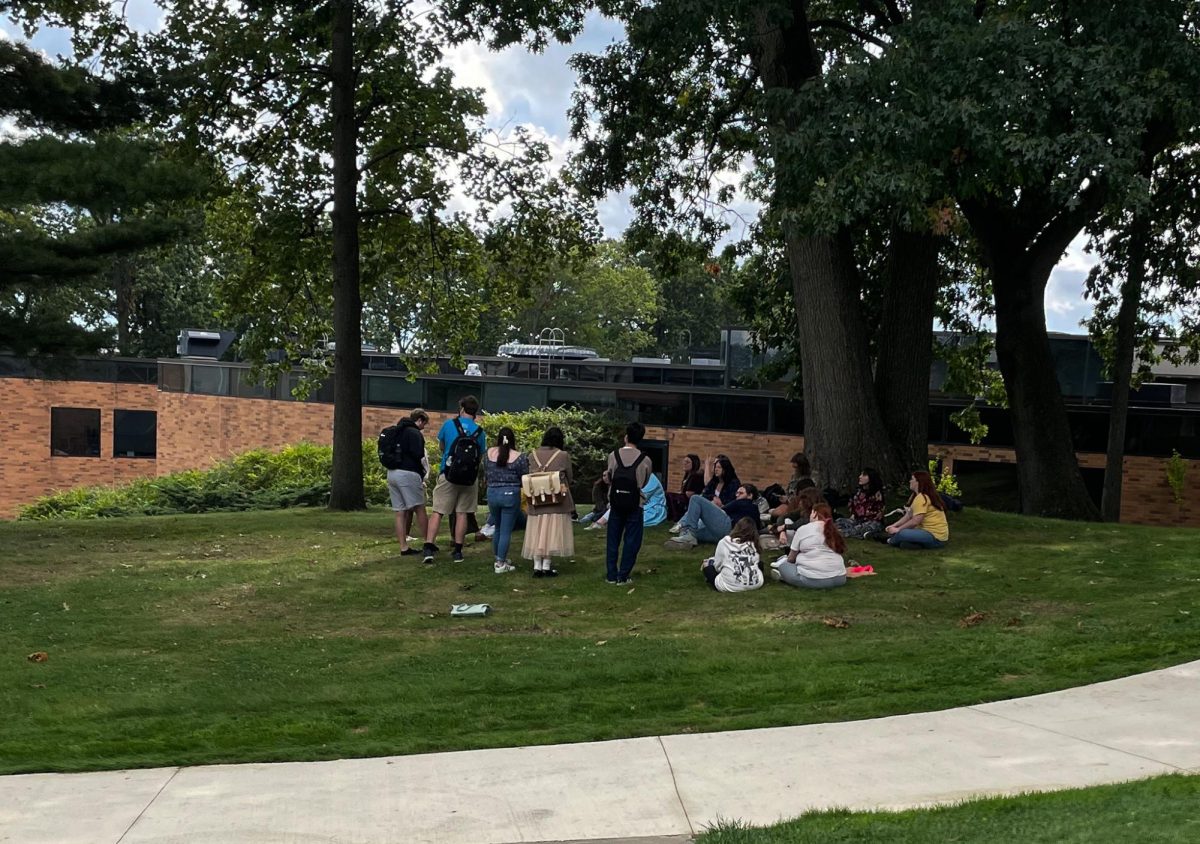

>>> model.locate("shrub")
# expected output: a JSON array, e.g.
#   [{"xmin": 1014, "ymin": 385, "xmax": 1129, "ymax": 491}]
[
  {"xmin": 928, "ymin": 459, "xmax": 963, "ymax": 499},
  {"xmin": 1166, "ymin": 449, "xmax": 1188, "ymax": 508},
  {"xmin": 476, "ymin": 407, "xmax": 626, "ymax": 498}
]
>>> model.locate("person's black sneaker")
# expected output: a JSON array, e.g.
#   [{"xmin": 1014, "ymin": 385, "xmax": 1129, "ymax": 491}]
[
  {"xmin": 422, "ymin": 543, "xmax": 436, "ymax": 565},
  {"xmin": 605, "ymin": 576, "xmax": 619, "ymax": 584},
  {"xmin": 451, "ymin": 548, "xmax": 465, "ymax": 563},
  {"xmin": 533, "ymin": 569, "xmax": 545, "ymax": 579},
  {"xmin": 543, "ymin": 568, "xmax": 559, "ymax": 578}
]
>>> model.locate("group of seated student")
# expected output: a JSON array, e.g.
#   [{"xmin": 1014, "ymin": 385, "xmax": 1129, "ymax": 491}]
[
  {"xmin": 687, "ymin": 458, "xmax": 952, "ymax": 593},
  {"xmin": 664, "ymin": 456, "xmax": 764, "ymax": 548}
]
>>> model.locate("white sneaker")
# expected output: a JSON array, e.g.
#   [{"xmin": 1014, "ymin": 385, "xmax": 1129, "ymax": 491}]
[
  {"xmin": 493, "ymin": 561, "xmax": 516, "ymax": 574},
  {"xmin": 480, "ymin": 523, "xmax": 496, "ymax": 538},
  {"xmin": 771, "ymin": 555, "xmax": 787, "ymax": 569},
  {"xmin": 668, "ymin": 522, "xmax": 682, "ymax": 534},
  {"xmin": 664, "ymin": 530, "xmax": 697, "ymax": 549}
]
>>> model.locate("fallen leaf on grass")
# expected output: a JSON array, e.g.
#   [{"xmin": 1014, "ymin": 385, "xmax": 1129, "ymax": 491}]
[
  {"xmin": 959, "ymin": 611, "xmax": 987, "ymax": 628},
  {"xmin": 27, "ymin": 652, "xmax": 48, "ymax": 663},
  {"xmin": 822, "ymin": 616, "xmax": 850, "ymax": 629},
  {"xmin": 1005, "ymin": 617, "xmax": 1023, "ymax": 627},
  {"xmin": 595, "ymin": 640, "xmax": 607, "ymax": 646}
]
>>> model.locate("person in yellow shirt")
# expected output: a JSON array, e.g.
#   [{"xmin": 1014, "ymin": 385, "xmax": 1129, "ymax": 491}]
[{"xmin": 885, "ymin": 470, "xmax": 949, "ymax": 549}]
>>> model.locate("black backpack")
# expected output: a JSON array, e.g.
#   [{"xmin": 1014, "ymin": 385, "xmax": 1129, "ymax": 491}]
[
  {"xmin": 443, "ymin": 418, "xmax": 482, "ymax": 485},
  {"xmin": 377, "ymin": 425, "xmax": 404, "ymax": 471},
  {"xmin": 609, "ymin": 450, "xmax": 646, "ymax": 516}
]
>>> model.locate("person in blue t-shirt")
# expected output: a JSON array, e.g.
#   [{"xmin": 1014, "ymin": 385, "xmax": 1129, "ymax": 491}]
[{"xmin": 423, "ymin": 395, "xmax": 486, "ymax": 564}]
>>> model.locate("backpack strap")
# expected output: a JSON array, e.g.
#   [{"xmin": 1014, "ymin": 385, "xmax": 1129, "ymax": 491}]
[
  {"xmin": 630, "ymin": 453, "xmax": 647, "ymax": 470},
  {"xmin": 453, "ymin": 417, "xmax": 466, "ymax": 439},
  {"xmin": 532, "ymin": 449, "xmax": 561, "ymax": 472},
  {"xmin": 612, "ymin": 449, "xmax": 628, "ymax": 469}
]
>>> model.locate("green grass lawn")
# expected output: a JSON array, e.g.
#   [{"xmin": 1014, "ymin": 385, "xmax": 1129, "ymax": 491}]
[
  {"xmin": 1, "ymin": 507, "xmax": 1198, "ymax": 774},
  {"xmin": 696, "ymin": 773, "xmax": 1200, "ymax": 843}
]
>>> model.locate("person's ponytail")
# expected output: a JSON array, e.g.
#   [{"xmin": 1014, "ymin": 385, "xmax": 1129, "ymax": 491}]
[{"xmin": 812, "ymin": 503, "xmax": 846, "ymax": 555}]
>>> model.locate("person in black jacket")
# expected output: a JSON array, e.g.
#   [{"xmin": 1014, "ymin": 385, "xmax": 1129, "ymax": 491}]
[{"xmin": 386, "ymin": 408, "xmax": 430, "ymax": 555}]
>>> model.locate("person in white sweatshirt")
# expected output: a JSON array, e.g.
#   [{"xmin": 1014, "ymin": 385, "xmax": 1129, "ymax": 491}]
[
  {"xmin": 771, "ymin": 503, "xmax": 847, "ymax": 589},
  {"xmin": 701, "ymin": 517, "xmax": 763, "ymax": 592}
]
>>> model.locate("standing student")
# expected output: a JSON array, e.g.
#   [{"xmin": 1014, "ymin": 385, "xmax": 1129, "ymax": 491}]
[
  {"xmin": 521, "ymin": 427, "xmax": 574, "ymax": 577},
  {"xmin": 424, "ymin": 395, "xmax": 486, "ymax": 564},
  {"xmin": 378, "ymin": 408, "xmax": 430, "ymax": 555},
  {"xmin": 605, "ymin": 421, "xmax": 652, "ymax": 584},
  {"xmin": 483, "ymin": 426, "xmax": 528, "ymax": 574}
]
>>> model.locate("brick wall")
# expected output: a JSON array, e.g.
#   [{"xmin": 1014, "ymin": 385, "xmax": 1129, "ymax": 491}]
[
  {"xmin": 0, "ymin": 379, "xmax": 159, "ymax": 517},
  {"xmin": 3, "ymin": 375, "xmax": 1198, "ymax": 528}
]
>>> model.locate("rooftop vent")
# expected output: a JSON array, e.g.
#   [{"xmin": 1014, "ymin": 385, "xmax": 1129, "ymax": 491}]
[{"xmin": 177, "ymin": 329, "xmax": 235, "ymax": 359}]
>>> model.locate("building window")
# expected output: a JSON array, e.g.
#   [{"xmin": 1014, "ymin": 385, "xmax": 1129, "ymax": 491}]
[
  {"xmin": 113, "ymin": 409, "xmax": 157, "ymax": 458},
  {"xmin": 50, "ymin": 407, "xmax": 101, "ymax": 457}
]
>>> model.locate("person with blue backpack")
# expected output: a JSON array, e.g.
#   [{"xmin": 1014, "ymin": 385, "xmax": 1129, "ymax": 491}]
[{"xmin": 423, "ymin": 395, "xmax": 486, "ymax": 564}]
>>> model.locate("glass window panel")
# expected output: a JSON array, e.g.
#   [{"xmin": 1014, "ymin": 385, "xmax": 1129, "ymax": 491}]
[
  {"xmin": 233, "ymin": 369, "xmax": 274, "ymax": 399},
  {"xmin": 191, "ymin": 365, "xmax": 231, "ymax": 396},
  {"xmin": 663, "ymin": 369, "xmax": 694, "ymax": 386},
  {"xmin": 159, "ymin": 363, "xmax": 185, "ymax": 392},
  {"xmin": 482, "ymin": 383, "xmax": 547, "ymax": 413},
  {"xmin": 546, "ymin": 387, "xmax": 618, "ymax": 411},
  {"xmin": 724, "ymin": 396, "xmax": 768, "ymax": 432},
  {"xmin": 692, "ymin": 395, "xmax": 726, "ymax": 429},
  {"xmin": 113, "ymin": 409, "xmax": 157, "ymax": 458},
  {"xmin": 616, "ymin": 390, "xmax": 688, "ymax": 426},
  {"xmin": 771, "ymin": 398, "xmax": 805, "ymax": 435},
  {"xmin": 365, "ymin": 375, "xmax": 423, "ymax": 407},
  {"xmin": 51, "ymin": 407, "xmax": 101, "ymax": 457},
  {"xmin": 693, "ymin": 368, "xmax": 725, "ymax": 387}
]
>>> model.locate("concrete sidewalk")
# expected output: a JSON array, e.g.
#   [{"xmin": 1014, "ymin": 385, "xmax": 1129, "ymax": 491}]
[{"xmin": 3, "ymin": 660, "xmax": 1198, "ymax": 844}]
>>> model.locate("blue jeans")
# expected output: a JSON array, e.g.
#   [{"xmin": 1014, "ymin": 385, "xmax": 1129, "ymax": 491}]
[
  {"xmin": 487, "ymin": 486, "xmax": 521, "ymax": 561},
  {"xmin": 606, "ymin": 507, "xmax": 644, "ymax": 581},
  {"xmin": 887, "ymin": 528, "xmax": 945, "ymax": 550},
  {"xmin": 679, "ymin": 495, "xmax": 731, "ymax": 544}
]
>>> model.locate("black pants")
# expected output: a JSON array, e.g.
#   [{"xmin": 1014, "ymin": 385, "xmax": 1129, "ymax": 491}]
[{"xmin": 702, "ymin": 561, "xmax": 719, "ymax": 590}]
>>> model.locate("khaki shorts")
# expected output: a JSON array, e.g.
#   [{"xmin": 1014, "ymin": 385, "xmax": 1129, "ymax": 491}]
[{"xmin": 431, "ymin": 473, "xmax": 479, "ymax": 515}]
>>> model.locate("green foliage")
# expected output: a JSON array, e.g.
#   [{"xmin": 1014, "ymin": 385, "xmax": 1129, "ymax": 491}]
[
  {"xmin": 18, "ymin": 441, "xmax": 390, "ymax": 520},
  {"xmin": 476, "ymin": 406, "xmax": 625, "ymax": 495},
  {"xmin": 1, "ymin": 38, "xmax": 211, "ymax": 357},
  {"xmin": 928, "ymin": 459, "xmax": 962, "ymax": 499},
  {"xmin": 1165, "ymin": 450, "xmax": 1189, "ymax": 508}
]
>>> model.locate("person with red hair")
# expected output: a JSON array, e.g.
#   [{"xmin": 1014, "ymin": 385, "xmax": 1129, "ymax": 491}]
[
  {"xmin": 770, "ymin": 502, "xmax": 847, "ymax": 589},
  {"xmin": 886, "ymin": 470, "xmax": 949, "ymax": 549}
]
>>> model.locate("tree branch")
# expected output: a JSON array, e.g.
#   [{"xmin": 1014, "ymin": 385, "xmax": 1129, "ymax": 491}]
[{"xmin": 809, "ymin": 18, "xmax": 888, "ymax": 50}]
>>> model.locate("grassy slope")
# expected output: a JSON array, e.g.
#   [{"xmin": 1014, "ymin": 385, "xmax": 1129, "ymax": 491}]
[
  {"xmin": 696, "ymin": 774, "xmax": 1200, "ymax": 843},
  {"xmin": 1, "ymin": 507, "xmax": 1198, "ymax": 774}
]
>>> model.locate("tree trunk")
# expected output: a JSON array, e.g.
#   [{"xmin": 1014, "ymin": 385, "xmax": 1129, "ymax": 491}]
[
  {"xmin": 785, "ymin": 226, "xmax": 904, "ymax": 489},
  {"xmin": 750, "ymin": 2, "xmax": 903, "ymax": 491},
  {"xmin": 328, "ymin": 0, "xmax": 365, "ymax": 511},
  {"xmin": 1101, "ymin": 215, "xmax": 1148, "ymax": 522},
  {"xmin": 112, "ymin": 256, "xmax": 134, "ymax": 355},
  {"xmin": 875, "ymin": 229, "xmax": 940, "ymax": 474},
  {"xmin": 991, "ymin": 258, "xmax": 1100, "ymax": 519}
]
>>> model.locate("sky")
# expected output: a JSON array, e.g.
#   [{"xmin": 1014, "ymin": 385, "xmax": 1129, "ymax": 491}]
[{"xmin": 2, "ymin": 3, "xmax": 1097, "ymax": 334}]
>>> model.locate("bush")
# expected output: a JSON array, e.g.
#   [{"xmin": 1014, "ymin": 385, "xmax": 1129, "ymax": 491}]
[
  {"xmin": 20, "ymin": 442, "xmax": 380, "ymax": 520},
  {"xmin": 475, "ymin": 407, "xmax": 626, "ymax": 499}
]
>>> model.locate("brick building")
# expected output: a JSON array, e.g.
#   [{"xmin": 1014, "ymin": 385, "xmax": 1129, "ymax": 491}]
[{"xmin": 1, "ymin": 342, "xmax": 1197, "ymax": 527}]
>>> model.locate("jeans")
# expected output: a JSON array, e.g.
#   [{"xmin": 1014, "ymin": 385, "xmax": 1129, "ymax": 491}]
[
  {"xmin": 487, "ymin": 486, "xmax": 520, "ymax": 561},
  {"xmin": 679, "ymin": 495, "xmax": 731, "ymax": 544},
  {"xmin": 606, "ymin": 507, "xmax": 644, "ymax": 581},
  {"xmin": 887, "ymin": 528, "xmax": 945, "ymax": 550}
]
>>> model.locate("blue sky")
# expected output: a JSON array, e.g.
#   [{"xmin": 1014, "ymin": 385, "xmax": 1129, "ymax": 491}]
[{"xmin": 2, "ymin": 4, "xmax": 1097, "ymax": 334}]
